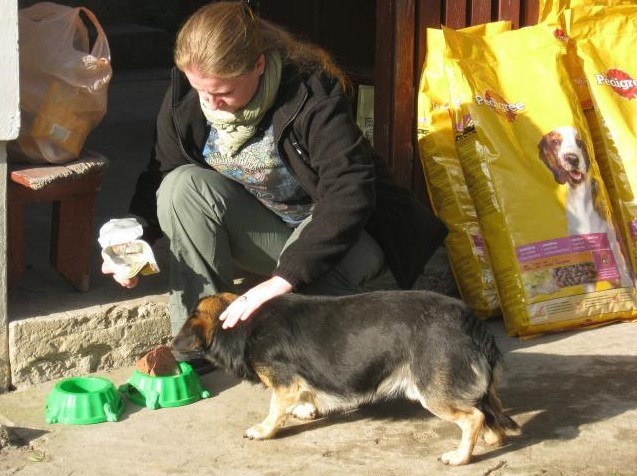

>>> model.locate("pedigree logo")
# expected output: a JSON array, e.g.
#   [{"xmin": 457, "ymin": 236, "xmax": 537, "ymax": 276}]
[
  {"xmin": 553, "ymin": 28, "xmax": 568, "ymax": 42},
  {"xmin": 594, "ymin": 69, "xmax": 637, "ymax": 100},
  {"xmin": 475, "ymin": 90, "xmax": 525, "ymax": 122}
]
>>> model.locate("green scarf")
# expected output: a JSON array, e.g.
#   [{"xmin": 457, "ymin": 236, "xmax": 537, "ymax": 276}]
[{"xmin": 200, "ymin": 50, "xmax": 282, "ymax": 156}]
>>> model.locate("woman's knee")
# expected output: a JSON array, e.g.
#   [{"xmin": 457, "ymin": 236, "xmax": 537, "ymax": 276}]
[
  {"xmin": 157, "ymin": 165, "xmax": 232, "ymax": 228},
  {"xmin": 158, "ymin": 165, "xmax": 196, "ymax": 214}
]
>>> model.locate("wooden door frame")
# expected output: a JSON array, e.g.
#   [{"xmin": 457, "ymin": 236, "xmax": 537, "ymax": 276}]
[{"xmin": 374, "ymin": 0, "xmax": 539, "ymax": 201}]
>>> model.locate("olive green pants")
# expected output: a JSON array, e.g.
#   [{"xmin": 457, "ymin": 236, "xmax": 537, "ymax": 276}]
[{"xmin": 157, "ymin": 164, "xmax": 385, "ymax": 335}]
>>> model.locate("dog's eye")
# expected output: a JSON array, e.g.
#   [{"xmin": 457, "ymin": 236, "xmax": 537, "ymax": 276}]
[{"xmin": 551, "ymin": 139, "xmax": 560, "ymax": 147}]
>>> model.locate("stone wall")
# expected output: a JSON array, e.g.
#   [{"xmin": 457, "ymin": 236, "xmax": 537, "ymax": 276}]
[{"xmin": 9, "ymin": 296, "xmax": 171, "ymax": 388}]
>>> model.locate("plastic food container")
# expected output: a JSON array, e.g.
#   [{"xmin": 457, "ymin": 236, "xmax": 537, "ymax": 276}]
[
  {"xmin": 120, "ymin": 362, "xmax": 211, "ymax": 409},
  {"xmin": 45, "ymin": 376, "xmax": 124, "ymax": 425}
]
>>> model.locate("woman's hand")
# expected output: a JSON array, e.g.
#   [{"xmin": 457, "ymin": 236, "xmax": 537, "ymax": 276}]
[
  {"xmin": 101, "ymin": 261, "xmax": 139, "ymax": 289},
  {"xmin": 220, "ymin": 276, "xmax": 293, "ymax": 329}
]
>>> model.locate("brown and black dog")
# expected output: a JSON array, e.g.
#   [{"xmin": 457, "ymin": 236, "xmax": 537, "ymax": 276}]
[{"xmin": 172, "ymin": 291, "xmax": 520, "ymax": 465}]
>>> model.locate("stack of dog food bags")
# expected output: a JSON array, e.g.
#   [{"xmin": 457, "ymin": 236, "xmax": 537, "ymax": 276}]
[
  {"xmin": 416, "ymin": 22, "xmax": 510, "ymax": 319},
  {"xmin": 568, "ymin": 5, "xmax": 637, "ymax": 289},
  {"xmin": 442, "ymin": 24, "xmax": 637, "ymax": 337}
]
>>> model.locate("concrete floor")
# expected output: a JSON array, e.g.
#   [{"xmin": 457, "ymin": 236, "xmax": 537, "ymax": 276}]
[{"xmin": 0, "ymin": 319, "xmax": 636, "ymax": 475}]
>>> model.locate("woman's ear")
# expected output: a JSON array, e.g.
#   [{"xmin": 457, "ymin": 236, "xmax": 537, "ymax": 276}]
[{"xmin": 256, "ymin": 54, "xmax": 266, "ymax": 76}]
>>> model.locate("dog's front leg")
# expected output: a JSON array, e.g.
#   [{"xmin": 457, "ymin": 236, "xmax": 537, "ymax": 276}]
[{"xmin": 244, "ymin": 387, "xmax": 297, "ymax": 440}]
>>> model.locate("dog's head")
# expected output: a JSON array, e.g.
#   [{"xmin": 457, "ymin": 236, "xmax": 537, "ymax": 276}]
[
  {"xmin": 171, "ymin": 293, "xmax": 237, "ymax": 355},
  {"xmin": 538, "ymin": 126, "xmax": 589, "ymax": 186}
]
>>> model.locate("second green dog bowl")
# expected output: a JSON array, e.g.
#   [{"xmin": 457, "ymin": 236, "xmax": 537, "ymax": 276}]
[
  {"xmin": 120, "ymin": 361, "xmax": 211, "ymax": 410},
  {"xmin": 45, "ymin": 376, "xmax": 124, "ymax": 425}
]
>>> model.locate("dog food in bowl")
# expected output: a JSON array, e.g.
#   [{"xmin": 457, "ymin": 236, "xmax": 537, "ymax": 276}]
[
  {"xmin": 45, "ymin": 376, "xmax": 124, "ymax": 425},
  {"xmin": 136, "ymin": 345, "xmax": 179, "ymax": 376},
  {"xmin": 120, "ymin": 361, "xmax": 211, "ymax": 410}
]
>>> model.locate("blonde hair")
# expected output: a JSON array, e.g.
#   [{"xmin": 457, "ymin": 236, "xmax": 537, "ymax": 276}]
[{"xmin": 174, "ymin": 1, "xmax": 350, "ymax": 92}]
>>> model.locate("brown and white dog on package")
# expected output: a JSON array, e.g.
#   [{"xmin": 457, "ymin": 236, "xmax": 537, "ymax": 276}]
[
  {"xmin": 538, "ymin": 125, "xmax": 633, "ymax": 290},
  {"xmin": 172, "ymin": 291, "xmax": 520, "ymax": 465}
]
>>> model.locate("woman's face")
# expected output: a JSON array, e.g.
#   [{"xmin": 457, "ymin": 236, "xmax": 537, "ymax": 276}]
[{"xmin": 185, "ymin": 55, "xmax": 265, "ymax": 113}]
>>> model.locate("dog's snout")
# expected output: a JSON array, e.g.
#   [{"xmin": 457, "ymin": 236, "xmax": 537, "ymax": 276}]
[{"xmin": 564, "ymin": 154, "xmax": 579, "ymax": 167}]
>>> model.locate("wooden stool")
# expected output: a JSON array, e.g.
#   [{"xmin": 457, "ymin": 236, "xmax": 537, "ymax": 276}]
[{"xmin": 8, "ymin": 150, "xmax": 109, "ymax": 292}]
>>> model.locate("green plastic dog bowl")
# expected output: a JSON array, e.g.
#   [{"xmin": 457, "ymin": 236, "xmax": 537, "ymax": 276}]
[
  {"xmin": 120, "ymin": 361, "xmax": 211, "ymax": 410},
  {"xmin": 45, "ymin": 376, "xmax": 124, "ymax": 425}
]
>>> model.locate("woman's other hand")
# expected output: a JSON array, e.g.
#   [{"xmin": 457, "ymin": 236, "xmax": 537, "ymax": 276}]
[
  {"xmin": 101, "ymin": 261, "xmax": 139, "ymax": 289},
  {"xmin": 220, "ymin": 275, "xmax": 293, "ymax": 329}
]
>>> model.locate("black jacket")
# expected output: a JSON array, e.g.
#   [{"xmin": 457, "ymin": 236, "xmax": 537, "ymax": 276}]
[{"xmin": 130, "ymin": 64, "xmax": 447, "ymax": 289}]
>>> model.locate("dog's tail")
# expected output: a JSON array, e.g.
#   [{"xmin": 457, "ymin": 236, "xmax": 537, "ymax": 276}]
[
  {"xmin": 468, "ymin": 318, "xmax": 520, "ymax": 436},
  {"xmin": 482, "ymin": 404, "xmax": 521, "ymax": 434},
  {"xmin": 479, "ymin": 387, "xmax": 521, "ymax": 435}
]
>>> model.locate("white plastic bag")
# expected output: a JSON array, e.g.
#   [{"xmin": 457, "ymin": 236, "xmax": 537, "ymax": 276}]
[
  {"xmin": 13, "ymin": 2, "xmax": 112, "ymax": 164},
  {"xmin": 98, "ymin": 218, "xmax": 160, "ymax": 280}
]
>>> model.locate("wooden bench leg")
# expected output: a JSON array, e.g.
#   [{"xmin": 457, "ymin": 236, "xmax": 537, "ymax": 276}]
[{"xmin": 50, "ymin": 191, "xmax": 97, "ymax": 292}]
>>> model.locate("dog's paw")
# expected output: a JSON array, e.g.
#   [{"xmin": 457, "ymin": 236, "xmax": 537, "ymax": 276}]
[
  {"xmin": 291, "ymin": 402, "xmax": 318, "ymax": 420},
  {"xmin": 439, "ymin": 450, "xmax": 471, "ymax": 466},
  {"xmin": 244, "ymin": 424, "xmax": 274, "ymax": 440}
]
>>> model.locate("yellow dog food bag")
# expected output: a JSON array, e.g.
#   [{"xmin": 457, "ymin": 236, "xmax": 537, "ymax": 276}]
[
  {"xmin": 539, "ymin": 0, "xmax": 637, "ymax": 24},
  {"xmin": 557, "ymin": 5, "xmax": 636, "ymax": 241},
  {"xmin": 540, "ymin": 11, "xmax": 591, "ymax": 111},
  {"xmin": 570, "ymin": 5, "xmax": 637, "ymax": 279},
  {"xmin": 417, "ymin": 21, "xmax": 510, "ymax": 318},
  {"xmin": 539, "ymin": 0, "xmax": 637, "ymax": 108},
  {"xmin": 443, "ymin": 25, "xmax": 637, "ymax": 337}
]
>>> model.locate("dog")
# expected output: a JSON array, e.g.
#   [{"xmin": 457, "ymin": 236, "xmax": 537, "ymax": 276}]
[
  {"xmin": 538, "ymin": 126, "xmax": 633, "ymax": 290},
  {"xmin": 172, "ymin": 291, "xmax": 520, "ymax": 465}
]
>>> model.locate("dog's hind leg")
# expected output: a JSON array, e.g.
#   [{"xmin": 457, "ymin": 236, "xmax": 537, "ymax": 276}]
[
  {"xmin": 244, "ymin": 384, "xmax": 300, "ymax": 440},
  {"xmin": 423, "ymin": 400, "xmax": 485, "ymax": 466}
]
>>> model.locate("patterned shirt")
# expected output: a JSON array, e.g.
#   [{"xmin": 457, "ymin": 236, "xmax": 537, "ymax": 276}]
[{"xmin": 203, "ymin": 119, "xmax": 313, "ymax": 227}]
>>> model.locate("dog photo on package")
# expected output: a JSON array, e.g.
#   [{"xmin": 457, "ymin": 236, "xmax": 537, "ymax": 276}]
[
  {"xmin": 443, "ymin": 24, "xmax": 637, "ymax": 337},
  {"xmin": 567, "ymin": 5, "xmax": 637, "ymax": 286}
]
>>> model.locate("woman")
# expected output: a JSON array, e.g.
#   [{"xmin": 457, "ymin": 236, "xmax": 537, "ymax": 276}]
[{"xmin": 108, "ymin": 1, "xmax": 446, "ymax": 334}]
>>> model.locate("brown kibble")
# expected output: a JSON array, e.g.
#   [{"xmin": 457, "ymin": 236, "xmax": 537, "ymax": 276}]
[
  {"xmin": 552, "ymin": 262, "xmax": 597, "ymax": 288},
  {"xmin": 136, "ymin": 345, "xmax": 178, "ymax": 376}
]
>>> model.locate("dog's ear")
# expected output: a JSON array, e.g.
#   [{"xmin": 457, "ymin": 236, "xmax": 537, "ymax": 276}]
[
  {"xmin": 538, "ymin": 131, "xmax": 567, "ymax": 184},
  {"xmin": 538, "ymin": 133, "xmax": 552, "ymax": 168},
  {"xmin": 196, "ymin": 292, "xmax": 238, "ymax": 317},
  {"xmin": 171, "ymin": 294, "xmax": 237, "ymax": 353},
  {"xmin": 589, "ymin": 177, "xmax": 611, "ymax": 222}
]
